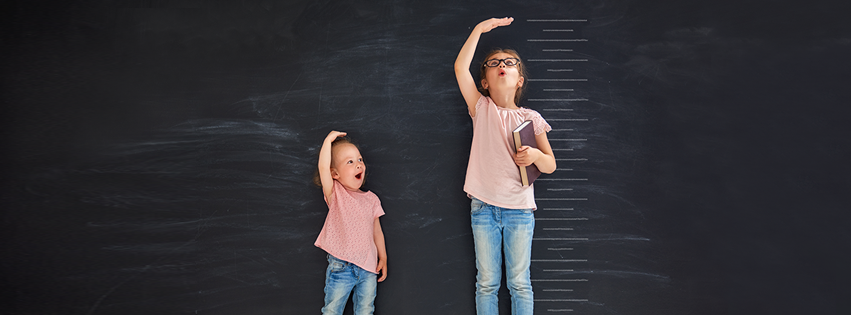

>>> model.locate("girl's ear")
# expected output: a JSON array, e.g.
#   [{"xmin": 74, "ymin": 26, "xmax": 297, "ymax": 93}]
[
  {"xmin": 517, "ymin": 76, "xmax": 524, "ymax": 88},
  {"xmin": 330, "ymin": 167, "xmax": 340, "ymax": 179},
  {"xmin": 481, "ymin": 79, "xmax": 489, "ymax": 90}
]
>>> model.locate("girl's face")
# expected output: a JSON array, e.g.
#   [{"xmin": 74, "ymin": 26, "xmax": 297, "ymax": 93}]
[
  {"xmin": 481, "ymin": 52, "xmax": 524, "ymax": 93},
  {"xmin": 330, "ymin": 143, "xmax": 365, "ymax": 191}
]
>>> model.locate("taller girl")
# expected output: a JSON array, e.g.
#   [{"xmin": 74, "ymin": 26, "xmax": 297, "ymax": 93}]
[{"xmin": 454, "ymin": 17, "xmax": 557, "ymax": 314}]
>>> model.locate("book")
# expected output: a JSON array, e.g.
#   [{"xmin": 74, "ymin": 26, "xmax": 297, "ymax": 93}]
[{"xmin": 512, "ymin": 120, "xmax": 542, "ymax": 186}]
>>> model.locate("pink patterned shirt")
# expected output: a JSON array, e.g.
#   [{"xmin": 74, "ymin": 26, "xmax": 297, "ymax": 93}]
[
  {"xmin": 314, "ymin": 180, "xmax": 385, "ymax": 274},
  {"xmin": 464, "ymin": 95, "xmax": 552, "ymax": 210}
]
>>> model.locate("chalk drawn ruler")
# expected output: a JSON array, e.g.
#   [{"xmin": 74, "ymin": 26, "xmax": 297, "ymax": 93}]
[{"xmin": 527, "ymin": 18, "xmax": 591, "ymax": 313}]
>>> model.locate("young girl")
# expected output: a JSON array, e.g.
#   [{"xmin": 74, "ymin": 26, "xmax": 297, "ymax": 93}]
[
  {"xmin": 454, "ymin": 17, "xmax": 557, "ymax": 315},
  {"xmin": 314, "ymin": 130, "xmax": 388, "ymax": 315}
]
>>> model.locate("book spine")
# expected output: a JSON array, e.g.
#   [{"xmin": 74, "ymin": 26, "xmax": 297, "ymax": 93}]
[{"xmin": 513, "ymin": 131, "xmax": 530, "ymax": 186}]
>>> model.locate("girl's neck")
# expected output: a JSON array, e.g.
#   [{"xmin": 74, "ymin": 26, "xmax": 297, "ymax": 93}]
[{"xmin": 488, "ymin": 90, "xmax": 518, "ymax": 109}]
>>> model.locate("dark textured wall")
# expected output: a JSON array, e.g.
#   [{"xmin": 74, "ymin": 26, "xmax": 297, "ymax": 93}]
[{"xmin": 3, "ymin": 1, "xmax": 850, "ymax": 314}]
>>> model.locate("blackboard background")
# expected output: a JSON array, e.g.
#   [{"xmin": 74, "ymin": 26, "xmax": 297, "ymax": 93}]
[{"xmin": 3, "ymin": 0, "xmax": 850, "ymax": 314}]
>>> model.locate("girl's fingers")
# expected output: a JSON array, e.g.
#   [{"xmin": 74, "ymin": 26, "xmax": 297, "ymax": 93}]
[
  {"xmin": 480, "ymin": 17, "xmax": 513, "ymax": 32},
  {"xmin": 495, "ymin": 17, "xmax": 513, "ymax": 26}
]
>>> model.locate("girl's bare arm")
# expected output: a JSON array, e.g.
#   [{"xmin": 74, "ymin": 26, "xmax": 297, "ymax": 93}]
[
  {"xmin": 319, "ymin": 131, "xmax": 346, "ymax": 201},
  {"xmin": 515, "ymin": 131, "xmax": 557, "ymax": 174},
  {"xmin": 454, "ymin": 17, "xmax": 514, "ymax": 116},
  {"xmin": 374, "ymin": 217, "xmax": 387, "ymax": 282}
]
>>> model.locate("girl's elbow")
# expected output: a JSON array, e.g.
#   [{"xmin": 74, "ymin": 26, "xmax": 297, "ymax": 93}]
[
  {"xmin": 453, "ymin": 67, "xmax": 464, "ymax": 77},
  {"xmin": 541, "ymin": 161, "xmax": 557, "ymax": 174},
  {"xmin": 454, "ymin": 62, "xmax": 469, "ymax": 74}
]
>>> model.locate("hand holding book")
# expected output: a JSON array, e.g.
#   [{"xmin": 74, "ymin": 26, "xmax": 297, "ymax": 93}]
[
  {"xmin": 512, "ymin": 120, "xmax": 542, "ymax": 186},
  {"xmin": 514, "ymin": 146, "xmax": 539, "ymax": 167}
]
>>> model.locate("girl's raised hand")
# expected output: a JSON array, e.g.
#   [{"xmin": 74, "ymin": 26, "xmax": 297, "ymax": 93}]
[
  {"xmin": 326, "ymin": 130, "xmax": 346, "ymax": 141},
  {"xmin": 476, "ymin": 17, "xmax": 514, "ymax": 33},
  {"xmin": 456, "ymin": 17, "xmax": 514, "ymax": 114}
]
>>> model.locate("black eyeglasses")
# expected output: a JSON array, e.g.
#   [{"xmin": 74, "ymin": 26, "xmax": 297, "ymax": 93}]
[{"xmin": 483, "ymin": 58, "xmax": 520, "ymax": 67}]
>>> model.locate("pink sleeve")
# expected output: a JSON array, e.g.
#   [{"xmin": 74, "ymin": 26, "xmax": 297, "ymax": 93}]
[
  {"xmin": 373, "ymin": 195, "xmax": 385, "ymax": 218},
  {"xmin": 531, "ymin": 112, "xmax": 552, "ymax": 135},
  {"xmin": 471, "ymin": 95, "xmax": 488, "ymax": 118}
]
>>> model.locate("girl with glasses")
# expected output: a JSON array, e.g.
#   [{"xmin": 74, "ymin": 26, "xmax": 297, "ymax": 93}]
[{"xmin": 453, "ymin": 17, "xmax": 557, "ymax": 315}]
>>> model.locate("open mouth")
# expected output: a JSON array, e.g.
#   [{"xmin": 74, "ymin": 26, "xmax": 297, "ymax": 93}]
[
  {"xmin": 355, "ymin": 172, "xmax": 363, "ymax": 180},
  {"xmin": 498, "ymin": 69, "xmax": 506, "ymax": 76}
]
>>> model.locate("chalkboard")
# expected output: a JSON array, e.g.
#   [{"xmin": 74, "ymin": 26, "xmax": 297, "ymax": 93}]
[{"xmin": 3, "ymin": 0, "xmax": 850, "ymax": 314}]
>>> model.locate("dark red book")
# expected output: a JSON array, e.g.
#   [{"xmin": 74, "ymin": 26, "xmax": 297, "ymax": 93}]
[{"xmin": 512, "ymin": 120, "xmax": 542, "ymax": 186}]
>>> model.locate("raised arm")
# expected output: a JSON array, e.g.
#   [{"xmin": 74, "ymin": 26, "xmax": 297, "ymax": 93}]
[
  {"xmin": 454, "ymin": 17, "xmax": 514, "ymax": 116},
  {"xmin": 318, "ymin": 131, "xmax": 346, "ymax": 201}
]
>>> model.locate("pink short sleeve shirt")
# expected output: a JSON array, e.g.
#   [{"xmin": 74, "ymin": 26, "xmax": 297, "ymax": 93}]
[
  {"xmin": 464, "ymin": 95, "xmax": 552, "ymax": 210},
  {"xmin": 314, "ymin": 180, "xmax": 385, "ymax": 273}
]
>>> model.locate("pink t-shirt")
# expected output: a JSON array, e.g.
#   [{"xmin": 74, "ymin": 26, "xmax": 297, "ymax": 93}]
[
  {"xmin": 464, "ymin": 95, "xmax": 552, "ymax": 210},
  {"xmin": 314, "ymin": 180, "xmax": 385, "ymax": 274}
]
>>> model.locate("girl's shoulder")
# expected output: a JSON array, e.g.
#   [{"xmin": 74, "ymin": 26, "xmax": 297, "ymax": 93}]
[
  {"xmin": 363, "ymin": 190, "xmax": 381, "ymax": 204},
  {"xmin": 476, "ymin": 94, "xmax": 491, "ymax": 108},
  {"xmin": 518, "ymin": 108, "xmax": 552, "ymax": 134},
  {"xmin": 517, "ymin": 106, "xmax": 544, "ymax": 117}
]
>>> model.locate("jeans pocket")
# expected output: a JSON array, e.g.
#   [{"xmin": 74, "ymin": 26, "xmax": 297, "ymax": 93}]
[
  {"xmin": 470, "ymin": 197, "xmax": 486, "ymax": 215},
  {"xmin": 327, "ymin": 255, "xmax": 346, "ymax": 273}
]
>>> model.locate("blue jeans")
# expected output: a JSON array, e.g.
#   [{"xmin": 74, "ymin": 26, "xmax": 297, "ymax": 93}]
[
  {"xmin": 471, "ymin": 197, "xmax": 535, "ymax": 315},
  {"xmin": 321, "ymin": 255, "xmax": 377, "ymax": 315}
]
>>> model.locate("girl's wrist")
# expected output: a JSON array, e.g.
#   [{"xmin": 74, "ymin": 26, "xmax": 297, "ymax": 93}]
[{"xmin": 473, "ymin": 23, "xmax": 486, "ymax": 34}]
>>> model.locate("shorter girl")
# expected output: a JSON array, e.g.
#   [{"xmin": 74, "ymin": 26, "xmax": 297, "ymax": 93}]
[{"xmin": 314, "ymin": 131, "xmax": 388, "ymax": 315}]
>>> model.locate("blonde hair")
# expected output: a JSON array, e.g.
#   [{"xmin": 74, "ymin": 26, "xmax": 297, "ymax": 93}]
[
  {"xmin": 312, "ymin": 137, "xmax": 365, "ymax": 188},
  {"xmin": 478, "ymin": 48, "xmax": 528, "ymax": 105}
]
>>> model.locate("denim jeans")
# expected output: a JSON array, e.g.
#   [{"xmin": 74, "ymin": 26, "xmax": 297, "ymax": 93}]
[
  {"xmin": 471, "ymin": 197, "xmax": 535, "ymax": 315},
  {"xmin": 321, "ymin": 254, "xmax": 377, "ymax": 315}
]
